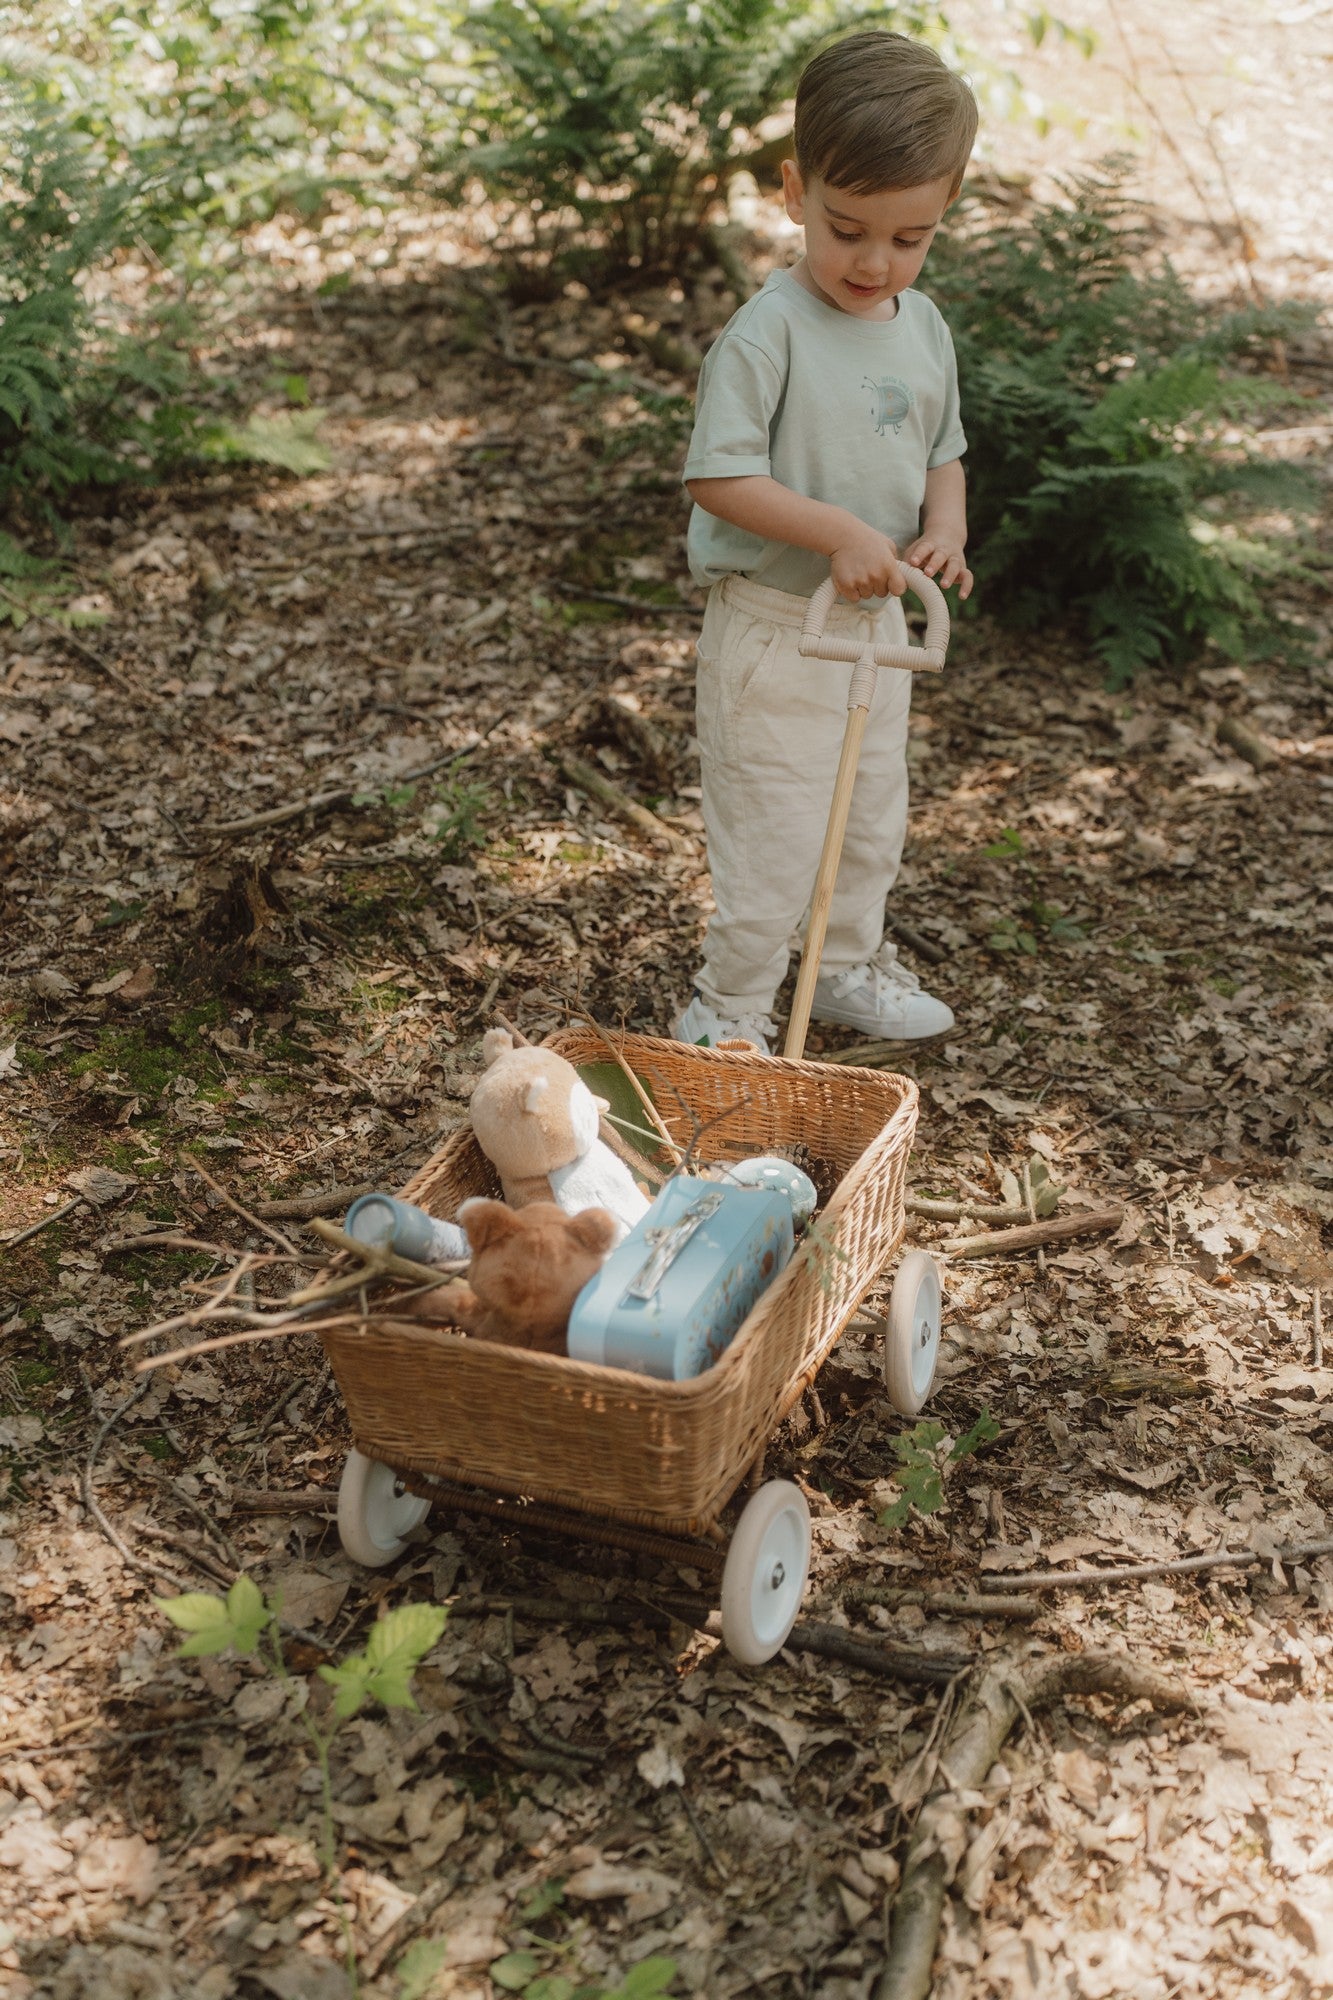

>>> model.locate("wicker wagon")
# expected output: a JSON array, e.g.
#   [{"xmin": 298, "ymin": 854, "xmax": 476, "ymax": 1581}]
[{"xmin": 318, "ymin": 1027, "xmax": 943, "ymax": 1663}]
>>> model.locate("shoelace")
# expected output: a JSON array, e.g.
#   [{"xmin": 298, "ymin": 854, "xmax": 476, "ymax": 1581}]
[
  {"xmin": 721, "ymin": 1009, "xmax": 778, "ymax": 1046},
  {"xmin": 825, "ymin": 957, "xmax": 921, "ymax": 1002}
]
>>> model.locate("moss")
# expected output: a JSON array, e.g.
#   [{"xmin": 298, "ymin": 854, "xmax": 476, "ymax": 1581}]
[{"xmin": 14, "ymin": 1358, "xmax": 57, "ymax": 1391}]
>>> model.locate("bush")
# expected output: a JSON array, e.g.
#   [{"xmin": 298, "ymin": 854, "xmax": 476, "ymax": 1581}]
[
  {"xmin": 443, "ymin": 0, "xmax": 952, "ymax": 276},
  {"xmin": 930, "ymin": 168, "xmax": 1318, "ymax": 683},
  {"xmin": 0, "ymin": 78, "xmax": 198, "ymax": 519}
]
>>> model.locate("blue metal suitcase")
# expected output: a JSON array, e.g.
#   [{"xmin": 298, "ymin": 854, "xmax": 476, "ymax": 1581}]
[{"xmin": 566, "ymin": 1174, "xmax": 794, "ymax": 1381}]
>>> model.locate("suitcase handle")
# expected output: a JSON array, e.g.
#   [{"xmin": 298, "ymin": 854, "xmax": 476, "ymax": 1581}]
[{"xmin": 623, "ymin": 1189, "xmax": 725, "ymax": 1304}]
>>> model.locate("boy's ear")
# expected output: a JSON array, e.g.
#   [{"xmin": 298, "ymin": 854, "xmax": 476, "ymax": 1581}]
[{"xmin": 780, "ymin": 157, "xmax": 807, "ymax": 225}]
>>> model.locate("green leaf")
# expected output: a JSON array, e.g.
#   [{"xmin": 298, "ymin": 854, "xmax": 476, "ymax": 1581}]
[
  {"xmin": 397, "ymin": 1936, "xmax": 449, "ymax": 2000},
  {"xmin": 982, "ymin": 826, "xmax": 1025, "ymax": 860},
  {"xmin": 490, "ymin": 1952, "xmax": 544, "ymax": 1992},
  {"xmin": 525, "ymin": 1978, "xmax": 578, "ymax": 2000},
  {"xmin": 201, "ymin": 408, "xmax": 331, "ymax": 475},
  {"xmin": 609, "ymin": 1958, "xmax": 677, "ymax": 1999},
  {"xmin": 949, "ymin": 1411, "xmax": 1001, "ymax": 1462},
  {"xmin": 517, "ymin": 1879, "xmax": 565, "ymax": 1924},
  {"xmin": 320, "ymin": 1603, "xmax": 448, "ymax": 1719},
  {"xmin": 155, "ymin": 1576, "xmax": 271, "ymax": 1658},
  {"xmin": 224, "ymin": 1573, "xmax": 271, "ymax": 1655}
]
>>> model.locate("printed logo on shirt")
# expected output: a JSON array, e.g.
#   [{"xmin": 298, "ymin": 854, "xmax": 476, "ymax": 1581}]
[{"xmin": 864, "ymin": 374, "xmax": 914, "ymax": 437}]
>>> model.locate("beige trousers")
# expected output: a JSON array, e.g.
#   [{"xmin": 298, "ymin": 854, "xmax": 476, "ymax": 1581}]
[{"xmin": 694, "ymin": 574, "xmax": 913, "ymax": 1015}]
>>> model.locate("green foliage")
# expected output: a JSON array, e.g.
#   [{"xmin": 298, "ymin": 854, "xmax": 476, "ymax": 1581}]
[
  {"xmin": 443, "ymin": 0, "xmax": 926, "ymax": 275},
  {"xmin": 880, "ymin": 1410, "xmax": 999, "ymax": 1528},
  {"xmin": 156, "ymin": 1573, "xmax": 270, "ymax": 1656},
  {"xmin": 396, "ymin": 1938, "xmax": 450, "ymax": 2000},
  {"xmin": 489, "ymin": 1949, "xmax": 678, "ymax": 1999},
  {"xmin": 318, "ymin": 1602, "xmax": 448, "ymax": 1719},
  {"xmin": 929, "ymin": 166, "xmax": 1318, "ymax": 683},
  {"xmin": 427, "ymin": 778, "xmax": 493, "ymax": 859},
  {"xmin": 199, "ymin": 408, "xmax": 333, "ymax": 475}
]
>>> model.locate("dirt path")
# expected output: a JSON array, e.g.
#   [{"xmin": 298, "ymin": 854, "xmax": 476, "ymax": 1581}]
[{"xmin": 2, "ymin": 6, "xmax": 1331, "ymax": 1998}]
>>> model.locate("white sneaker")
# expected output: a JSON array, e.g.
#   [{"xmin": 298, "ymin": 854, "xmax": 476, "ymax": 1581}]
[
  {"xmin": 812, "ymin": 952, "xmax": 954, "ymax": 1040},
  {"xmin": 673, "ymin": 992, "xmax": 776, "ymax": 1053}
]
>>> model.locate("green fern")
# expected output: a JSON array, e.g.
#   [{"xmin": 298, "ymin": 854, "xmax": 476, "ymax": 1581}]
[{"xmin": 929, "ymin": 164, "xmax": 1318, "ymax": 683}]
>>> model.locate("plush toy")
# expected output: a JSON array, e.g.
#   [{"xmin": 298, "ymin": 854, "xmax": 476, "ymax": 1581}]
[
  {"xmin": 438, "ymin": 1197, "xmax": 617, "ymax": 1352},
  {"xmin": 468, "ymin": 1029, "xmax": 649, "ymax": 1243}
]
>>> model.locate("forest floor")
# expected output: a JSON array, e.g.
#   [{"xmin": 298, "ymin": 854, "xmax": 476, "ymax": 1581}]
[{"xmin": 2, "ymin": 5, "xmax": 1332, "ymax": 1998}]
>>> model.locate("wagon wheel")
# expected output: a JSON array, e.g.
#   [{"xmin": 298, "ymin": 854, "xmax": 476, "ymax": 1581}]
[
  {"xmin": 719, "ymin": 1480, "xmax": 811, "ymax": 1665},
  {"xmin": 883, "ymin": 1249, "xmax": 942, "ymax": 1417},
  {"xmin": 337, "ymin": 1448, "xmax": 432, "ymax": 1568}
]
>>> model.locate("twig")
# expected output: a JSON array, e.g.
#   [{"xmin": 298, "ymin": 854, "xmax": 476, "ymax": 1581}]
[
  {"xmin": 464, "ymin": 1701, "xmax": 586, "ymax": 1779},
  {"xmin": 1216, "ymin": 713, "xmax": 1278, "ymax": 770},
  {"xmin": 103, "ymin": 1231, "xmax": 315, "ymax": 1262},
  {"xmin": 255, "ymin": 1181, "xmax": 377, "ymax": 1220},
  {"xmin": 549, "ymin": 579, "xmax": 700, "ymax": 618},
  {"xmin": 1313, "ymin": 1288, "xmax": 1323, "ymax": 1368},
  {"xmin": 181, "ymin": 1151, "xmax": 301, "ymax": 1258},
  {"xmin": 292, "ymin": 1219, "xmax": 464, "ymax": 1303},
  {"xmin": 905, "ymin": 1197, "xmax": 1033, "ymax": 1226},
  {"xmin": 874, "ymin": 1648, "xmax": 1200, "ymax": 2000},
  {"xmin": 978, "ymin": 1535, "xmax": 1333, "ymax": 1594},
  {"xmin": 0, "ymin": 583, "xmax": 140, "ymax": 693},
  {"xmin": 551, "ymin": 749, "xmax": 692, "ymax": 853},
  {"xmin": 196, "ymin": 746, "xmax": 473, "ymax": 838},
  {"xmin": 360, "ymin": 1873, "xmax": 460, "ymax": 1982},
  {"xmin": 1, "ymin": 1196, "xmax": 87, "ymax": 1249},
  {"xmin": 841, "ymin": 1587, "xmax": 1038, "ymax": 1621},
  {"xmin": 1021, "ymin": 1157, "xmax": 1046, "ymax": 1279},
  {"xmin": 886, "ymin": 918, "xmax": 948, "ymax": 967},
  {"xmin": 781, "ymin": 1621, "xmax": 971, "ymax": 1686},
  {"xmin": 227, "ymin": 1487, "xmax": 339, "ymax": 1516},
  {"xmin": 81, "ymin": 1376, "xmax": 189, "ymax": 1594},
  {"xmin": 946, "ymin": 1208, "xmax": 1123, "ymax": 1259}
]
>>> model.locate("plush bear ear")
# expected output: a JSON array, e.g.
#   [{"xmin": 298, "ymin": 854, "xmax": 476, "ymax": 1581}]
[
  {"xmin": 459, "ymin": 1197, "xmax": 517, "ymax": 1253},
  {"xmin": 481, "ymin": 1028, "xmax": 515, "ymax": 1067},
  {"xmin": 567, "ymin": 1206, "xmax": 618, "ymax": 1257},
  {"xmin": 522, "ymin": 1076, "xmax": 550, "ymax": 1116}
]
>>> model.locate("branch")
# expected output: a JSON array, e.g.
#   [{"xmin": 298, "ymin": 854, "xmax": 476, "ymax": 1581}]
[
  {"xmin": 550, "ymin": 749, "xmax": 692, "ymax": 853},
  {"xmin": 980, "ymin": 1534, "xmax": 1333, "ymax": 1594},
  {"xmin": 875, "ymin": 1648, "xmax": 1200, "ymax": 2000},
  {"xmin": 946, "ymin": 1207, "xmax": 1123, "ymax": 1259}
]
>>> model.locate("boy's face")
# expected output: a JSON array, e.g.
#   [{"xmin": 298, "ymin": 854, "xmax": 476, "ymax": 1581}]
[{"xmin": 781, "ymin": 163, "xmax": 957, "ymax": 319}]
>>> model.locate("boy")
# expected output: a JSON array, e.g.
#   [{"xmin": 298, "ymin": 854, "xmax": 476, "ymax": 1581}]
[{"xmin": 673, "ymin": 30, "xmax": 976, "ymax": 1052}]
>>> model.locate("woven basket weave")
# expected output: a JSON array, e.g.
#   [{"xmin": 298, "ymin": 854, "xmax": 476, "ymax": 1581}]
[{"xmin": 317, "ymin": 1029, "xmax": 917, "ymax": 1536}]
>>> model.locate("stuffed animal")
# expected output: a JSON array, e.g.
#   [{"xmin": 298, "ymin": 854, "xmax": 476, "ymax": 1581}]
[
  {"xmin": 468, "ymin": 1028, "xmax": 649, "ymax": 1243},
  {"xmin": 442, "ymin": 1197, "xmax": 617, "ymax": 1352}
]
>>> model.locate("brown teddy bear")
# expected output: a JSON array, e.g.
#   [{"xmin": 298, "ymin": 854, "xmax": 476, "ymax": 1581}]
[{"xmin": 443, "ymin": 1196, "xmax": 617, "ymax": 1353}]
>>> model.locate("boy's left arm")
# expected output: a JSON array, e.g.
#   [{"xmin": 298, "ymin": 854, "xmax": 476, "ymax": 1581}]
[{"xmin": 904, "ymin": 459, "xmax": 973, "ymax": 600}]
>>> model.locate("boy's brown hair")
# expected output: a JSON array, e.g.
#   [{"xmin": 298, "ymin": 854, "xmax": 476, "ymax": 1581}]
[{"xmin": 794, "ymin": 30, "xmax": 978, "ymax": 196}]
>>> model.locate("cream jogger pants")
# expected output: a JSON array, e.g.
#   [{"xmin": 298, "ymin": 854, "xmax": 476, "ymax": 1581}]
[{"xmin": 694, "ymin": 573, "xmax": 913, "ymax": 1016}]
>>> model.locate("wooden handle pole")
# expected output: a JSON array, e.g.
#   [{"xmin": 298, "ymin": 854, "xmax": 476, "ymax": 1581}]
[{"xmin": 784, "ymin": 702, "xmax": 871, "ymax": 1061}]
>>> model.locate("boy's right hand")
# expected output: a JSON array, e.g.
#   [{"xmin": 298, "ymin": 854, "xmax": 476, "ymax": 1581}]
[{"xmin": 828, "ymin": 525, "xmax": 906, "ymax": 601}]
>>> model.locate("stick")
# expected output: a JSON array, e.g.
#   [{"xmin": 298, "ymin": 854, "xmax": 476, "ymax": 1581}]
[
  {"xmin": 227, "ymin": 1487, "xmax": 338, "ymax": 1515},
  {"xmin": 905, "ymin": 1197, "xmax": 1033, "ymax": 1226},
  {"xmin": 781, "ymin": 1620, "xmax": 970, "ymax": 1685},
  {"xmin": 874, "ymin": 1649, "xmax": 1199, "ymax": 2000},
  {"xmin": 130, "ymin": 1317, "xmax": 350, "ymax": 1373},
  {"xmin": 979, "ymin": 1534, "xmax": 1333, "ymax": 1594},
  {"xmin": 548, "ymin": 580, "xmax": 700, "ymax": 618},
  {"xmin": 180, "ymin": 1151, "xmax": 301, "ymax": 1258},
  {"xmin": 886, "ymin": 917, "xmax": 948, "ymax": 967},
  {"xmin": 842, "ymin": 1587, "xmax": 1039, "ymax": 1621},
  {"xmin": 946, "ymin": 1208, "xmax": 1122, "ymax": 1259},
  {"xmin": 290, "ymin": 1220, "xmax": 464, "ymax": 1303},
  {"xmin": 255, "ymin": 1181, "xmax": 378, "ymax": 1221},
  {"xmin": 1216, "ymin": 713, "xmax": 1278, "ymax": 771},
  {"xmin": 1314, "ymin": 1288, "xmax": 1324, "ymax": 1368},
  {"xmin": 103, "ymin": 1232, "xmax": 315, "ymax": 1262},
  {"xmin": 552, "ymin": 750, "xmax": 691, "ymax": 853},
  {"xmin": 0, "ymin": 582, "xmax": 140, "ymax": 693},
  {"xmin": 0, "ymin": 1197, "xmax": 85, "ymax": 1249},
  {"xmin": 196, "ymin": 747, "xmax": 472, "ymax": 838}
]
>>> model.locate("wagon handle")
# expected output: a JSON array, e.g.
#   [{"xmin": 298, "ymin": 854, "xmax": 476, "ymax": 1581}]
[
  {"xmin": 784, "ymin": 565, "xmax": 950, "ymax": 1063},
  {"xmin": 797, "ymin": 564, "xmax": 950, "ymax": 688}
]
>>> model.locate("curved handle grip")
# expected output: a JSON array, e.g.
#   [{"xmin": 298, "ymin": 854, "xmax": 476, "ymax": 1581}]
[{"xmin": 797, "ymin": 564, "xmax": 950, "ymax": 672}]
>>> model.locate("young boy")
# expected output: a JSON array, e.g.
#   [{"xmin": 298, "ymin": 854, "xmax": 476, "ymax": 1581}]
[{"xmin": 673, "ymin": 30, "xmax": 977, "ymax": 1052}]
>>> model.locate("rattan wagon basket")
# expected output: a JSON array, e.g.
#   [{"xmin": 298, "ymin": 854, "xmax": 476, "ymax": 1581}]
[{"xmin": 317, "ymin": 1029, "xmax": 925, "ymax": 1579}]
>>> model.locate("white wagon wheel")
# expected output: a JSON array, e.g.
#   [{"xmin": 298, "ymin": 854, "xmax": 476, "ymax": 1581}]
[
  {"xmin": 337, "ymin": 1448, "xmax": 431, "ymax": 1568},
  {"xmin": 719, "ymin": 1480, "xmax": 811, "ymax": 1665},
  {"xmin": 883, "ymin": 1249, "xmax": 942, "ymax": 1416}
]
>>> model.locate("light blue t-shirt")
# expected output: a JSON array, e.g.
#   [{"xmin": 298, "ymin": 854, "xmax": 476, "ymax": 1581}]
[{"xmin": 684, "ymin": 269, "xmax": 966, "ymax": 597}]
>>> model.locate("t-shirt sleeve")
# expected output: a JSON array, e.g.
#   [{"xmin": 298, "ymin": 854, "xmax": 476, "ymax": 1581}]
[
  {"xmin": 682, "ymin": 333, "xmax": 783, "ymax": 483},
  {"xmin": 926, "ymin": 325, "xmax": 967, "ymax": 468}
]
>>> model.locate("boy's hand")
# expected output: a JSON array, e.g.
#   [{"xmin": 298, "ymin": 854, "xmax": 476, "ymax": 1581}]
[
  {"xmin": 904, "ymin": 531, "xmax": 973, "ymax": 600},
  {"xmin": 829, "ymin": 526, "xmax": 906, "ymax": 601}
]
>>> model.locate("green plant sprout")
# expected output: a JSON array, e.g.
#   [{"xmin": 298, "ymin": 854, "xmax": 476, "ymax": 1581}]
[
  {"xmin": 490, "ymin": 1946, "xmax": 678, "ymax": 2000},
  {"xmin": 157, "ymin": 1577, "xmax": 447, "ymax": 1996},
  {"xmin": 880, "ymin": 1412, "xmax": 1000, "ymax": 1529}
]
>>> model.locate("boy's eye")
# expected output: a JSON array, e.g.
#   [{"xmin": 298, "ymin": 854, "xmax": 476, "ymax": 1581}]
[{"xmin": 831, "ymin": 226, "xmax": 861, "ymax": 242}]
